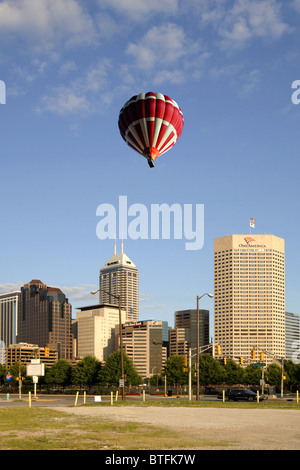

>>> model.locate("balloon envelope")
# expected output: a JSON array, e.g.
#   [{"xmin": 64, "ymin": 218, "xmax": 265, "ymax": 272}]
[{"xmin": 118, "ymin": 92, "xmax": 184, "ymax": 167}]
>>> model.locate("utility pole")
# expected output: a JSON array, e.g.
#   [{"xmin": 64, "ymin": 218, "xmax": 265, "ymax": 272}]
[{"xmin": 196, "ymin": 293, "xmax": 214, "ymax": 400}]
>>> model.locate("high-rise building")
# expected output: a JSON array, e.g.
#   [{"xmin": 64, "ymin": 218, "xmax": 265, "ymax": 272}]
[
  {"xmin": 214, "ymin": 234, "xmax": 286, "ymax": 366},
  {"xmin": 285, "ymin": 312, "xmax": 300, "ymax": 361},
  {"xmin": 99, "ymin": 243, "xmax": 139, "ymax": 322},
  {"xmin": 118, "ymin": 320, "xmax": 167, "ymax": 379},
  {"xmin": 17, "ymin": 280, "xmax": 73, "ymax": 360},
  {"xmin": 75, "ymin": 304, "xmax": 126, "ymax": 361},
  {"xmin": 169, "ymin": 309, "xmax": 210, "ymax": 361},
  {"xmin": 169, "ymin": 328, "xmax": 189, "ymax": 356},
  {"xmin": 0, "ymin": 291, "xmax": 20, "ymax": 364}
]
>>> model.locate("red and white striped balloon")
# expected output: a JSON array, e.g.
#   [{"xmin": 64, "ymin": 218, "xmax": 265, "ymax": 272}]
[{"xmin": 118, "ymin": 92, "xmax": 184, "ymax": 167}]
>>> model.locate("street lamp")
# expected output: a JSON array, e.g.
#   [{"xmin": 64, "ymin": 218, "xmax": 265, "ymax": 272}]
[
  {"xmin": 91, "ymin": 288, "xmax": 125, "ymax": 401},
  {"xmin": 196, "ymin": 293, "xmax": 214, "ymax": 401}
]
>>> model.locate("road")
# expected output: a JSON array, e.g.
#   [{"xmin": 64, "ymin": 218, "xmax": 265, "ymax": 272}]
[{"xmin": 0, "ymin": 392, "xmax": 221, "ymax": 407}]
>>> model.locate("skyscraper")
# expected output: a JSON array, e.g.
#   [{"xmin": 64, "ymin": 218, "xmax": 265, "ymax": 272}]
[
  {"xmin": 75, "ymin": 304, "xmax": 126, "ymax": 361},
  {"xmin": 17, "ymin": 280, "xmax": 73, "ymax": 360},
  {"xmin": 119, "ymin": 320, "xmax": 166, "ymax": 379},
  {"xmin": 99, "ymin": 242, "xmax": 139, "ymax": 322},
  {"xmin": 0, "ymin": 291, "xmax": 20, "ymax": 364},
  {"xmin": 169, "ymin": 309, "xmax": 209, "ymax": 361},
  {"xmin": 214, "ymin": 235, "xmax": 286, "ymax": 366}
]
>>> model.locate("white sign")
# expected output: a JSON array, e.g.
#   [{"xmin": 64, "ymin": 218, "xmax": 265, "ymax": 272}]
[{"xmin": 27, "ymin": 363, "xmax": 45, "ymax": 377}]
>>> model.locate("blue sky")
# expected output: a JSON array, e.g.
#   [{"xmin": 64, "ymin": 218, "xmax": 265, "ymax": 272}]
[{"xmin": 0, "ymin": 0, "xmax": 299, "ymax": 333}]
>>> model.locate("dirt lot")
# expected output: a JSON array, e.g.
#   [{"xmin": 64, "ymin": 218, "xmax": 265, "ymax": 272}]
[{"xmin": 54, "ymin": 405, "xmax": 300, "ymax": 450}]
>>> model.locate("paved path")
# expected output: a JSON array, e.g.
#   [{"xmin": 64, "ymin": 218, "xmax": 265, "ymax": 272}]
[{"xmin": 53, "ymin": 405, "xmax": 300, "ymax": 450}]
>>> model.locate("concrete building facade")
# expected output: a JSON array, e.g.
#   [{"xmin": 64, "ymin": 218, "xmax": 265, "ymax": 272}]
[
  {"xmin": 0, "ymin": 291, "xmax": 20, "ymax": 364},
  {"xmin": 119, "ymin": 320, "xmax": 166, "ymax": 379},
  {"xmin": 75, "ymin": 304, "xmax": 126, "ymax": 362},
  {"xmin": 214, "ymin": 234, "xmax": 286, "ymax": 366}
]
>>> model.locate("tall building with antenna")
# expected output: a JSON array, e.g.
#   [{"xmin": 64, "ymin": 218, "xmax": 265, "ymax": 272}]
[{"xmin": 99, "ymin": 242, "xmax": 139, "ymax": 322}]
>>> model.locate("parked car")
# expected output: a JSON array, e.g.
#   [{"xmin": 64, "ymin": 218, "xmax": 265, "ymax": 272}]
[{"xmin": 217, "ymin": 388, "xmax": 267, "ymax": 402}]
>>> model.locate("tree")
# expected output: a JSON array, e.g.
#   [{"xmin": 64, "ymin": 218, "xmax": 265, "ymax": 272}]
[
  {"xmin": 99, "ymin": 350, "xmax": 142, "ymax": 386},
  {"xmin": 45, "ymin": 359, "xmax": 72, "ymax": 390},
  {"xmin": 265, "ymin": 363, "xmax": 282, "ymax": 388},
  {"xmin": 199, "ymin": 354, "xmax": 226, "ymax": 385},
  {"xmin": 243, "ymin": 364, "xmax": 262, "ymax": 386},
  {"xmin": 0, "ymin": 364, "xmax": 7, "ymax": 386},
  {"xmin": 9, "ymin": 362, "xmax": 28, "ymax": 387},
  {"xmin": 163, "ymin": 355, "xmax": 187, "ymax": 392},
  {"xmin": 72, "ymin": 355, "xmax": 101, "ymax": 390},
  {"xmin": 284, "ymin": 360, "xmax": 300, "ymax": 391},
  {"xmin": 223, "ymin": 359, "xmax": 244, "ymax": 385}
]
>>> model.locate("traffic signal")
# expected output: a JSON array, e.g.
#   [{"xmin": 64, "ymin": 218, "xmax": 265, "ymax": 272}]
[
  {"xmin": 251, "ymin": 349, "xmax": 256, "ymax": 360},
  {"xmin": 260, "ymin": 352, "xmax": 264, "ymax": 361},
  {"xmin": 223, "ymin": 357, "xmax": 227, "ymax": 365},
  {"xmin": 44, "ymin": 347, "xmax": 50, "ymax": 357},
  {"xmin": 183, "ymin": 355, "xmax": 188, "ymax": 373},
  {"xmin": 217, "ymin": 344, "xmax": 221, "ymax": 355},
  {"xmin": 240, "ymin": 357, "xmax": 243, "ymax": 365}
]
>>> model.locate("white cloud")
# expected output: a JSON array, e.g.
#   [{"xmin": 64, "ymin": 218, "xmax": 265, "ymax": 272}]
[
  {"xmin": 0, "ymin": 282, "xmax": 23, "ymax": 294},
  {"xmin": 219, "ymin": 0, "xmax": 290, "ymax": 49},
  {"xmin": 153, "ymin": 69, "xmax": 186, "ymax": 85},
  {"xmin": 239, "ymin": 69, "xmax": 261, "ymax": 95},
  {"xmin": 97, "ymin": 0, "xmax": 179, "ymax": 20},
  {"xmin": 0, "ymin": 0, "xmax": 98, "ymax": 50},
  {"xmin": 125, "ymin": 22, "xmax": 205, "ymax": 85},
  {"xmin": 139, "ymin": 293, "xmax": 153, "ymax": 302},
  {"xmin": 125, "ymin": 22, "xmax": 207, "ymax": 85},
  {"xmin": 126, "ymin": 23, "xmax": 189, "ymax": 70},
  {"xmin": 61, "ymin": 284, "xmax": 98, "ymax": 303},
  {"xmin": 194, "ymin": 0, "xmax": 289, "ymax": 49},
  {"xmin": 139, "ymin": 293, "xmax": 164, "ymax": 312},
  {"xmin": 59, "ymin": 61, "xmax": 77, "ymax": 75},
  {"xmin": 292, "ymin": 0, "xmax": 300, "ymax": 13},
  {"xmin": 0, "ymin": 281, "xmax": 98, "ymax": 306},
  {"xmin": 38, "ymin": 86, "xmax": 90, "ymax": 115},
  {"xmin": 140, "ymin": 304, "xmax": 165, "ymax": 311},
  {"xmin": 37, "ymin": 59, "xmax": 113, "ymax": 115}
]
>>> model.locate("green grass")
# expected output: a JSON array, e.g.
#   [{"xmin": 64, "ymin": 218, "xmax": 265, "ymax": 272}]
[{"xmin": 0, "ymin": 408, "xmax": 233, "ymax": 450}]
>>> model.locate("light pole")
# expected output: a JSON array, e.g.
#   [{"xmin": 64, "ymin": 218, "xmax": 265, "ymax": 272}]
[
  {"xmin": 196, "ymin": 293, "xmax": 214, "ymax": 401},
  {"xmin": 91, "ymin": 288, "xmax": 125, "ymax": 401}
]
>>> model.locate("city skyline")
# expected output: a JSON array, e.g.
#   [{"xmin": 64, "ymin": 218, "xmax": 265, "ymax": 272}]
[{"xmin": 0, "ymin": 1, "xmax": 299, "ymax": 331}]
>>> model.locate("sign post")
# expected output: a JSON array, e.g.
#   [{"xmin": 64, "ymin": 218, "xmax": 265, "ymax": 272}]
[{"xmin": 26, "ymin": 360, "xmax": 45, "ymax": 399}]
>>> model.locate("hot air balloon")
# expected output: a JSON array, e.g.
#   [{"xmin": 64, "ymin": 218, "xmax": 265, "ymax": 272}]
[{"xmin": 118, "ymin": 92, "xmax": 184, "ymax": 167}]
